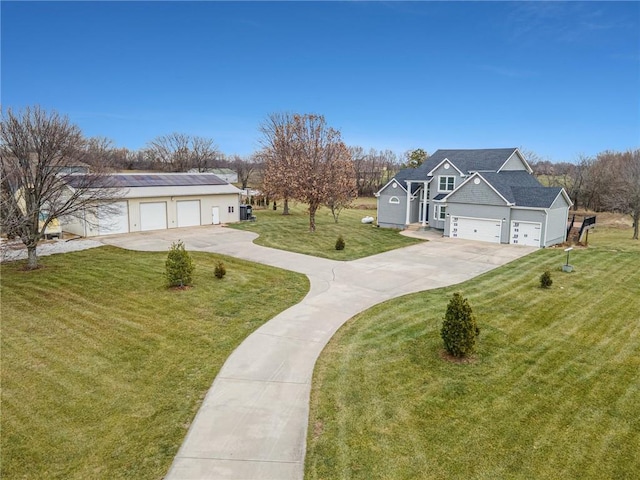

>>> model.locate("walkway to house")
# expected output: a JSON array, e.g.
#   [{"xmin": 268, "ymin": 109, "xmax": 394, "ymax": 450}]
[{"xmin": 99, "ymin": 226, "xmax": 536, "ymax": 480}]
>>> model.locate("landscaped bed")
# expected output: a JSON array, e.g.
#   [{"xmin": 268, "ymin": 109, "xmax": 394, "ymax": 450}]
[
  {"xmin": 229, "ymin": 201, "xmax": 424, "ymax": 260},
  {"xmin": 306, "ymin": 226, "xmax": 640, "ymax": 479},
  {"xmin": 0, "ymin": 247, "xmax": 308, "ymax": 479}
]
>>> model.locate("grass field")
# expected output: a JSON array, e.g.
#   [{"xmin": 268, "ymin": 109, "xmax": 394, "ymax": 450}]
[
  {"xmin": 0, "ymin": 247, "xmax": 308, "ymax": 479},
  {"xmin": 229, "ymin": 200, "xmax": 423, "ymax": 260},
  {"xmin": 306, "ymin": 226, "xmax": 640, "ymax": 479}
]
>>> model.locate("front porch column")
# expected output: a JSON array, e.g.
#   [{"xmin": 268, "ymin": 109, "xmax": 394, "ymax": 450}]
[
  {"xmin": 405, "ymin": 181, "xmax": 412, "ymax": 226},
  {"xmin": 421, "ymin": 181, "xmax": 428, "ymax": 227}
]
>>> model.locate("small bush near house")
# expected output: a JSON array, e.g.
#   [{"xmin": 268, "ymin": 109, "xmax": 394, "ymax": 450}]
[
  {"xmin": 540, "ymin": 270, "xmax": 553, "ymax": 289},
  {"xmin": 165, "ymin": 241, "xmax": 195, "ymax": 287},
  {"xmin": 441, "ymin": 292, "xmax": 479, "ymax": 358},
  {"xmin": 214, "ymin": 260, "xmax": 226, "ymax": 279},
  {"xmin": 335, "ymin": 235, "xmax": 345, "ymax": 251}
]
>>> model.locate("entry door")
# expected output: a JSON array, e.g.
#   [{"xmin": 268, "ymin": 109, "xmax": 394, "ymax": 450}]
[{"xmin": 212, "ymin": 206, "xmax": 220, "ymax": 225}]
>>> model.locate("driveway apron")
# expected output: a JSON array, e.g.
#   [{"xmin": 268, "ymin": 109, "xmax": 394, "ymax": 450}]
[{"xmin": 100, "ymin": 226, "xmax": 535, "ymax": 480}]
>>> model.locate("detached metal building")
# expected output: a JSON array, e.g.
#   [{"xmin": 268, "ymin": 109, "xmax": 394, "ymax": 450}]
[{"xmin": 63, "ymin": 173, "xmax": 242, "ymax": 237}]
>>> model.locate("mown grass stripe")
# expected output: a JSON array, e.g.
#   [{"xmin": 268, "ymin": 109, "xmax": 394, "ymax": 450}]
[
  {"xmin": 1, "ymin": 246, "xmax": 308, "ymax": 479},
  {"xmin": 306, "ymin": 227, "xmax": 640, "ymax": 479}
]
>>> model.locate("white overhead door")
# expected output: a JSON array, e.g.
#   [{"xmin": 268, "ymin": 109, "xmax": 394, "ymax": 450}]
[
  {"xmin": 450, "ymin": 216, "xmax": 502, "ymax": 244},
  {"xmin": 510, "ymin": 221, "xmax": 541, "ymax": 247},
  {"xmin": 140, "ymin": 202, "xmax": 167, "ymax": 231},
  {"xmin": 98, "ymin": 201, "xmax": 129, "ymax": 235},
  {"xmin": 177, "ymin": 200, "xmax": 201, "ymax": 227}
]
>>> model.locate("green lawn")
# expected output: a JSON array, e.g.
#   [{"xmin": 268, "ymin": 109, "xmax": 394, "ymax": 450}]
[
  {"xmin": 229, "ymin": 201, "xmax": 423, "ymax": 260},
  {"xmin": 1, "ymin": 247, "xmax": 308, "ymax": 479},
  {"xmin": 306, "ymin": 226, "xmax": 640, "ymax": 479}
]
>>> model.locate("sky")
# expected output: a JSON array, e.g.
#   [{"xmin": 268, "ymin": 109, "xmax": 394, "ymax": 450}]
[{"xmin": 2, "ymin": 1, "xmax": 639, "ymax": 163}]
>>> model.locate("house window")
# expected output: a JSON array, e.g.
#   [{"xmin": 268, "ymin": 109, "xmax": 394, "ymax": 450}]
[
  {"xmin": 435, "ymin": 205, "xmax": 446, "ymax": 220},
  {"xmin": 228, "ymin": 206, "xmax": 235, "ymax": 213},
  {"xmin": 439, "ymin": 176, "xmax": 455, "ymax": 192},
  {"xmin": 389, "ymin": 196, "xmax": 400, "ymax": 204}
]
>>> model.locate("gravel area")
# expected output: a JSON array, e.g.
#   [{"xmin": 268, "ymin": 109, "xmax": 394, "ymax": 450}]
[{"xmin": 0, "ymin": 237, "xmax": 104, "ymax": 263}]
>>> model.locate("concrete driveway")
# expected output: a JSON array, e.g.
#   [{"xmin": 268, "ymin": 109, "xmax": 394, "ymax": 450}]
[{"xmin": 100, "ymin": 225, "xmax": 535, "ymax": 479}]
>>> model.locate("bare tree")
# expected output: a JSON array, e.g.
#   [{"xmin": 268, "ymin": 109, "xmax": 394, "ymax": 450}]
[
  {"xmin": 597, "ymin": 150, "xmax": 640, "ymax": 239},
  {"xmin": 230, "ymin": 154, "xmax": 260, "ymax": 190},
  {"xmin": 145, "ymin": 133, "xmax": 219, "ymax": 172},
  {"xmin": 1, "ymin": 106, "xmax": 121, "ymax": 269},
  {"xmin": 325, "ymin": 152, "xmax": 358, "ymax": 223},
  {"xmin": 349, "ymin": 146, "xmax": 401, "ymax": 196}
]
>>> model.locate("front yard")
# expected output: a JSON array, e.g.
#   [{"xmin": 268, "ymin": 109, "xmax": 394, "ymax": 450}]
[
  {"xmin": 229, "ymin": 200, "xmax": 423, "ymax": 260},
  {"xmin": 0, "ymin": 247, "xmax": 308, "ymax": 479},
  {"xmin": 306, "ymin": 226, "xmax": 640, "ymax": 479}
]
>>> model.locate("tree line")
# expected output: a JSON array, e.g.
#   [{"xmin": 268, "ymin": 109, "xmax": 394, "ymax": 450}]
[{"xmin": 530, "ymin": 150, "xmax": 640, "ymax": 239}]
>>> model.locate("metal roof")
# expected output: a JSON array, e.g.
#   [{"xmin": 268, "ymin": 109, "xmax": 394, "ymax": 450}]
[{"xmin": 66, "ymin": 173, "xmax": 228, "ymax": 189}]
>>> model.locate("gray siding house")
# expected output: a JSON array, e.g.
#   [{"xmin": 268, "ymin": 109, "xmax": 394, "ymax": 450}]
[{"xmin": 375, "ymin": 148, "xmax": 572, "ymax": 247}]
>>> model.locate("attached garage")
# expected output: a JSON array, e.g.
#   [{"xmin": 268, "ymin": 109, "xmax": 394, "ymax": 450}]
[
  {"xmin": 140, "ymin": 202, "xmax": 168, "ymax": 231},
  {"xmin": 98, "ymin": 201, "xmax": 129, "ymax": 235},
  {"xmin": 449, "ymin": 216, "xmax": 502, "ymax": 244},
  {"xmin": 510, "ymin": 221, "xmax": 541, "ymax": 247},
  {"xmin": 177, "ymin": 200, "xmax": 201, "ymax": 227}
]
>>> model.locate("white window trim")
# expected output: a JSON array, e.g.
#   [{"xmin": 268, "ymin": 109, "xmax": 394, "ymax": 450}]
[
  {"xmin": 389, "ymin": 196, "xmax": 400, "ymax": 204},
  {"xmin": 438, "ymin": 175, "xmax": 456, "ymax": 192},
  {"xmin": 435, "ymin": 204, "xmax": 447, "ymax": 220}
]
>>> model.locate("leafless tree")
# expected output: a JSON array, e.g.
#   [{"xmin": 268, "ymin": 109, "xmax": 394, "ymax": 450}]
[
  {"xmin": 596, "ymin": 150, "xmax": 640, "ymax": 239},
  {"xmin": 230, "ymin": 154, "xmax": 260, "ymax": 190},
  {"xmin": 350, "ymin": 146, "xmax": 401, "ymax": 196},
  {"xmin": 145, "ymin": 133, "xmax": 219, "ymax": 172},
  {"xmin": 1, "ymin": 106, "xmax": 122, "ymax": 269}
]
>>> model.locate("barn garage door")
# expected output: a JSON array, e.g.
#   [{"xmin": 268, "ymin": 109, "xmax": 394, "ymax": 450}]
[
  {"xmin": 140, "ymin": 202, "xmax": 167, "ymax": 231},
  {"xmin": 98, "ymin": 201, "xmax": 129, "ymax": 235},
  {"xmin": 450, "ymin": 216, "xmax": 502, "ymax": 244},
  {"xmin": 177, "ymin": 200, "xmax": 201, "ymax": 227},
  {"xmin": 510, "ymin": 221, "xmax": 541, "ymax": 247}
]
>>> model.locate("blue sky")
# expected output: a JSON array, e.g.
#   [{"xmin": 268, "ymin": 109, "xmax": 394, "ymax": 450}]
[{"xmin": 2, "ymin": 1, "xmax": 639, "ymax": 163}]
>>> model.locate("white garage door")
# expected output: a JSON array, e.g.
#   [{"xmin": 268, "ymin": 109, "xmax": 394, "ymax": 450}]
[
  {"xmin": 450, "ymin": 216, "xmax": 502, "ymax": 244},
  {"xmin": 140, "ymin": 202, "xmax": 167, "ymax": 231},
  {"xmin": 98, "ymin": 201, "xmax": 129, "ymax": 235},
  {"xmin": 510, "ymin": 221, "xmax": 541, "ymax": 247},
  {"xmin": 177, "ymin": 200, "xmax": 201, "ymax": 227}
]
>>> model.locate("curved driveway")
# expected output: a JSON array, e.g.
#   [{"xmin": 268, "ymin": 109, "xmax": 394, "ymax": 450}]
[{"xmin": 100, "ymin": 226, "xmax": 535, "ymax": 480}]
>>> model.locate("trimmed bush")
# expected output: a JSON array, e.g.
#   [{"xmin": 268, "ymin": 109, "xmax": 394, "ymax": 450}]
[
  {"xmin": 540, "ymin": 270, "xmax": 553, "ymax": 289},
  {"xmin": 335, "ymin": 235, "xmax": 345, "ymax": 251},
  {"xmin": 441, "ymin": 292, "xmax": 479, "ymax": 358},
  {"xmin": 214, "ymin": 260, "xmax": 226, "ymax": 279},
  {"xmin": 165, "ymin": 241, "xmax": 195, "ymax": 287}
]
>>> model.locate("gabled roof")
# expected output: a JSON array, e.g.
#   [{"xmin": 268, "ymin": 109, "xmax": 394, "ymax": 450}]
[
  {"xmin": 446, "ymin": 170, "xmax": 566, "ymax": 209},
  {"xmin": 378, "ymin": 169, "xmax": 423, "ymax": 195},
  {"xmin": 401, "ymin": 148, "xmax": 520, "ymax": 181}
]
